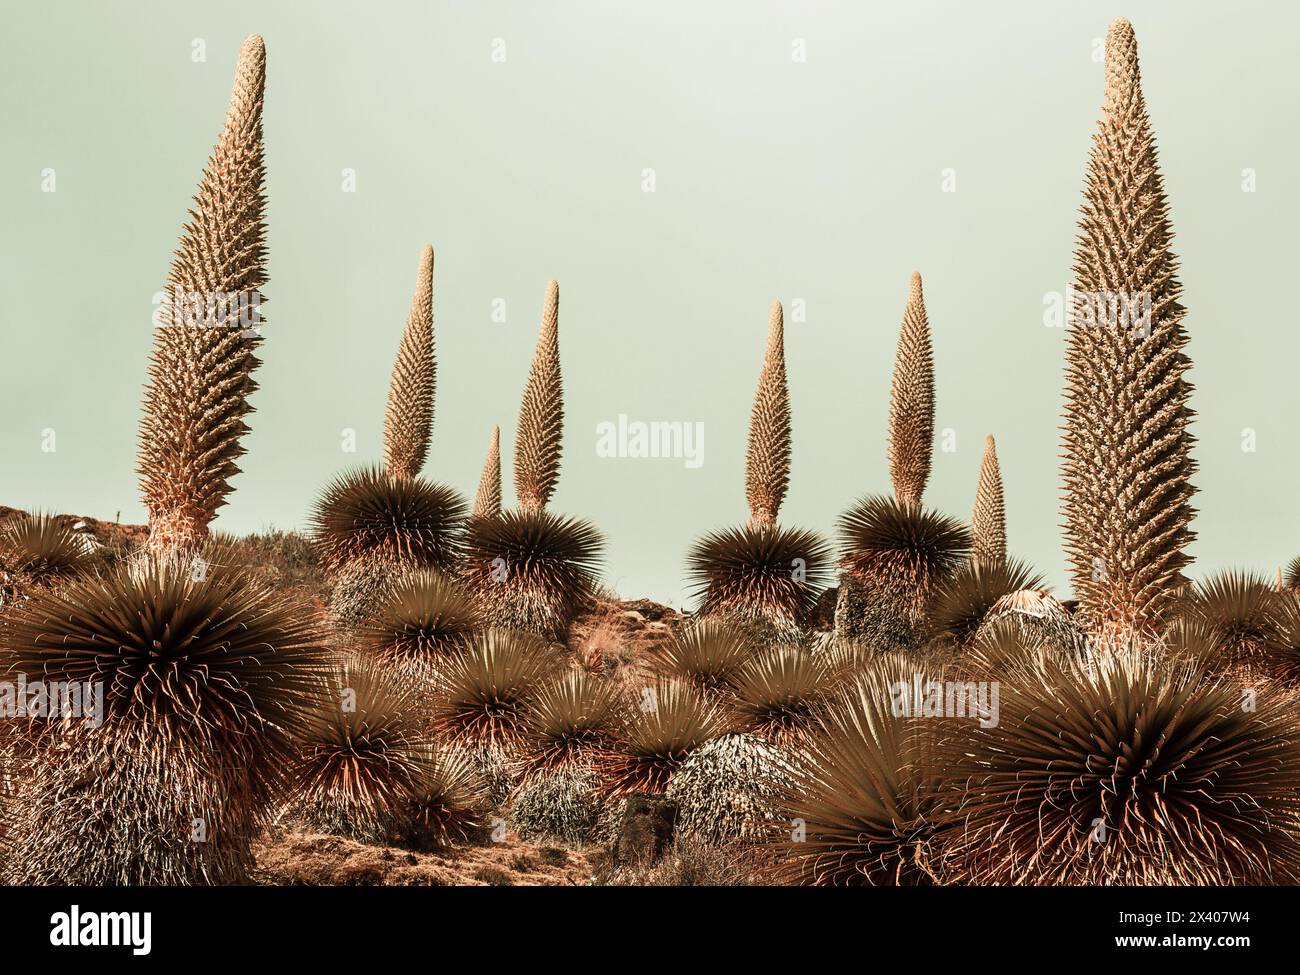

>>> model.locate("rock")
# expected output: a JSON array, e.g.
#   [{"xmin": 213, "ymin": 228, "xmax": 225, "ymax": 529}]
[
  {"xmin": 620, "ymin": 599, "xmax": 681, "ymax": 624},
  {"xmin": 614, "ymin": 793, "xmax": 678, "ymax": 866},
  {"xmin": 0, "ymin": 506, "xmax": 147, "ymax": 551}
]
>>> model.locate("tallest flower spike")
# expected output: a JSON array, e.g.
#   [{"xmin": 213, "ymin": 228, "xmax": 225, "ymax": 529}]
[
  {"xmin": 138, "ymin": 35, "xmax": 268, "ymax": 558},
  {"xmin": 744, "ymin": 301, "xmax": 792, "ymax": 527},
  {"xmin": 1061, "ymin": 18, "xmax": 1196, "ymax": 638}
]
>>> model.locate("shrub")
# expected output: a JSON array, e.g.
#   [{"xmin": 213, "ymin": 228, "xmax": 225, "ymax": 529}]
[{"xmin": 2, "ymin": 557, "xmax": 326, "ymax": 884}]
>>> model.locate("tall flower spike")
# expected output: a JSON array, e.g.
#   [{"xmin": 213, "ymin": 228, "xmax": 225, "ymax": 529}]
[
  {"xmin": 887, "ymin": 272, "xmax": 935, "ymax": 507},
  {"xmin": 514, "ymin": 280, "xmax": 563, "ymax": 513},
  {"xmin": 384, "ymin": 244, "xmax": 436, "ymax": 480},
  {"xmin": 1061, "ymin": 18, "xmax": 1196, "ymax": 637},
  {"xmin": 473, "ymin": 425, "xmax": 502, "ymax": 519},
  {"xmin": 971, "ymin": 434, "xmax": 1006, "ymax": 566},
  {"xmin": 138, "ymin": 35, "xmax": 268, "ymax": 558},
  {"xmin": 744, "ymin": 301, "xmax": 791, "ymax": 527}
]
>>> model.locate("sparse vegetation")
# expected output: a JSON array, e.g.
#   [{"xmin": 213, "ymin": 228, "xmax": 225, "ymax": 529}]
[
  {"xmin": 687, "ymin": 301, "xmax": 831, "ymax": 638},
  {"xmin": 940, "ymin": 646, "xmax": 1300, "ymax": 884},
  {"xmin": 283, "ymin": 656, "xmax": 434, "ymax": 843},
  {"xmin": 2, "ymin": 557, "xmax": 328, "ymax": 884},
  {"xmin": 768, "ymin": 660, "xmax": 949, "ymax": 885},
  {"xmin": 599, "ymin": 680, "xmax": 730, "ymax": 797},
  {"xmin": 356, "ymin": 569, "xmax": 482, "ymax": 683},
  {"xmin": 310, "ymin": 466, "xmax": 467, "ymax": 579},
  {"xmin": 462, "ymin": 509, "xmax": 603, "ymax": 641}
]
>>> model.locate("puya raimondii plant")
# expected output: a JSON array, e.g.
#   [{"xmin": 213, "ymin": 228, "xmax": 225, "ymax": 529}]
[
  {"xmin": 1060, "ymin": 17, "xmax": 1196, "ymax": 642},
  {"xmin": 462, "ymin": 281, "xmax": 604, "ymax": 641},
  {"xmin": 138, "ymin": 36, "xmax": 268, "ymax": 559},
  {"xmin": 834, "ymin": 274, "xmax": 969, "ymax": 652},
  {"xmin": 686, "ymin": 301, "xmax": 830, "ymax": 642},
  {"xmin": 310, "ymin": 245, "xmax": 468, "ymax": 626}
]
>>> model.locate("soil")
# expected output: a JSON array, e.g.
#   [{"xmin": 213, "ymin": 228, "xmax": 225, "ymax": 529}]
[{"xmin": 252, "ymin": 830, "xmax": 595, "ymax": 886}]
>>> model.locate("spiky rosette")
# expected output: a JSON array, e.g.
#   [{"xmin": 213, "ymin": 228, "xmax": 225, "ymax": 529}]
[
  {"xmin": 450, "ymin": 742, "xmax": 518, "ymax": 808},
  {"xmin": 744, "ymin": 301, "xmax": 791, "ymax": 527},
  {"xmin": 835, "ymin": 494, "xmax": 970, "ymax": 649},
  {"xmin": 473, "ymin": 425, "xmax": 502, "ymax": 519},
  {"xmin": 767, "ymin": 661, "xmax": 948, "ymax": 885},
  {"xmin": 138, "ymin": 36, "xmax": 268, "ymax": 558},
  {"xmin": 599, "ymin": 680, "xmax": 730, "ymax": 797},
  {"xmin": 924, "ymin": 557, "xmax": 1046, "ymax": 650},
  {"xmin": 461, "ymin": 509, "xmax": 604, "ymax": 641},
  {"xmin": 839, "ymin": 495, "xmax": 971, "ymax": 596},
  {"xmin": 686, "ymin": 524, "xmax": 831, "ymax": 635},
  {"xmin": 1, "ymin": 557, "xmax": 324, "ymax": 751},
  {"xmin": 284, "ymin": 656, "xmax": 434, "ymax": 843},
  {"xmin": 356, "ymin": 570, "xmax": 481, "ymax": 682},
  {"xmin": 971, "ymin": 434, "xmax": 1006, "ymax": 566},
  {"xmin": 310, "ymin": 465, "xmax": 467, "ymax": 578},
  {"xmin": 728, "ymin": 645, "xmax": 841, "ymax": 746},
  {"xmin": 0, "ymin": 558, "xmax": 328, "ymax": 884},
  {"xmin": 393, "ymin": 746, "xmax": 493, "ymax": 850},
  {"xmin": 514, "ymin": 280, "xmax": 563, "ymax": 513},
  {"xmin": 1060, "ymin": 18, "xmax": 1197, "ymax": 637},
  {"xmin": 648, "ymin": 619, "xmax": 754, "ymax": 694},
  {"xmin": 1286, "ymin": 557, "xmax": 1300, "ymax": 591},
  {"xmin": 517, "ymin": 670, "xmax": 621, "ymax": 782},
  {"xmin": 667, "ymin": 733, "xmax": 794, "ymax": 845},
  {"xmin": 1263, "ymin": 598, "xmax": 1300, "ymax": 685},
  {"xmin": 887, "ymin": 273, "xmax": 935, "ymax": 507},
  {"xmin": 383, "ymin": 244, "xmax": 436, "ymax": 481},
  {"xmin": 1155, "ymin": 613, "xmax": 1228, "ymax": 673},
  {"xmin": 964, "ymin": 610, "xmax": 1100, "ymax": 683},
  {"xmin": 0, "ymin": 512, "xmax": 96, "ymax": 585},
  {"xmin": 431, "ymin": 629, "xmax": 556, "ymax": 750},
  {"xmin": 941, "ymin": 646, "xmax": 1300, "ymax": 884},
  {"xmin": 1177, "ymin": 570, "xmax": 1285, "ymax": 669}
]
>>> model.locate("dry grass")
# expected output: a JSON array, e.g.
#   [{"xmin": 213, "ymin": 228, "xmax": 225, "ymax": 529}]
[{"xmin": 594, "ymin": 837, "xmax": 773, "ymax": 886}]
